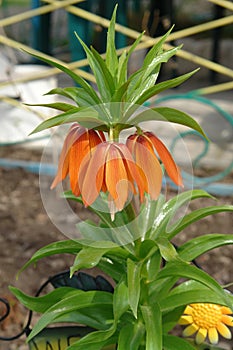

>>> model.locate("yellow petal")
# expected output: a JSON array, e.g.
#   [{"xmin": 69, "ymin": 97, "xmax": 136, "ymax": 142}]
[
  {"xmin": 183, "ymin": 305, "xmax": 194, "ymax": 315},
  {"xmin": 221, "ymin": 306, "xmax": 233, "ymax": 315},
  {"xmin": 178, "ymin": 315, "xmax": 193, "ymax": 325},
  {"xmin": 183, "ymin": 323, "xmax": 199, "ymax": 337},
  {"xmin": 208, "ymin": 328, "xmax": 219, "ymax": 344},
  {"xmin": 217, "ymin": 322, "xmax": 232, "ymax": 339},
  {"xmin": 221, "ymin": 314, "xmax": 233, "ymax": 326},
  {"xmin": 196, "ymin": 328, "xmax": 207, "ymax": 344}
]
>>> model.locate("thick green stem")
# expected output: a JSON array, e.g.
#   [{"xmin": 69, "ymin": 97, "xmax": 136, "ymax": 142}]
[{"xmin": 109, "ymin": 124, "xmax": 120, "ymax": 142}]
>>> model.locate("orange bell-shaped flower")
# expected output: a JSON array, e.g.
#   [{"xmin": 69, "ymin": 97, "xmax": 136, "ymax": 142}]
[
  {"xmin": 126, "ymin": 131, "xmax": 183, "ymax": 200},
  {"xmin": 80, "ymin": 142, "xmax": 145, "ymax": 215},
  {"xmin": 51, "ymin": 123, "xmax": 105, "ymax": 196}
]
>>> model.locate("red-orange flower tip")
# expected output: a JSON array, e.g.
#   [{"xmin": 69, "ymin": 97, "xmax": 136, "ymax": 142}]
[
  {"xmin": 127, "ymin": 131, "xmax": 183, "ymax": 189},
  {"xmin": 179, "ymin": 303, "xmax": 233, "ymax": 345}
]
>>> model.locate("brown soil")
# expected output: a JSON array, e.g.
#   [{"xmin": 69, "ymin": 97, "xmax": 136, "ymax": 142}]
[{"xmin": 0, "ymin": 146, "xmax": 232, "ymax": 350}]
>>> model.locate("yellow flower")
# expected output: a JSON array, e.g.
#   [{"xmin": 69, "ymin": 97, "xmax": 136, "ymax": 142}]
[{"xmin": 179, "ymin": 303, "xmax": 233, "ymax": 345}]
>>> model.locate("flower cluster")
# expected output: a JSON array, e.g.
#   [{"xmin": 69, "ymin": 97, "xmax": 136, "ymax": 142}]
[{"xmin": 51, "ymin": 123, "xmax": 182, "ymax": 216}]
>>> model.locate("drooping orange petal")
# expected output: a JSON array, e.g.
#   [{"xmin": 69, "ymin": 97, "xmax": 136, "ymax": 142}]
[
  {"xmin": 119, "ymin": 142, "xmax": 146, "ymax": 201},
  {"xmin": 138, "ymin": 134, "xmax": 154, "ymax": 153},
  {"xmin": 145, "ymin": 132, "xmax": 183, "ymax": 187},
  {"xmin": 105, "ymin": 145, "xmax": 129, "ymax": 211},
  {"xmin": 50, "ymin": 148, "xmax": 70, "ymax": 189},
  {"xmin": 88, "ymin": 129, "xmax": 105, "ymax": 151},
  {"xmin": 50, "ymin": 124, "xmax": 81, "ymax": 189},
  {"xmin": 126, "ymin": 134, "xmax": 136, "ymax": 154},
  {"xmin": 134, "ymin": 138, "xmax": 162, "ymax": 200},
  {"xmin": 80, "ymin": 142, "xmax": 109, "ymax": 207},
  {"xmin": 122, "ymin": 158, "xmax": 137, "ymax": 195},
  {"xmin": 69, "ymin": 130, "xmax": 90, "ymax": 196}
]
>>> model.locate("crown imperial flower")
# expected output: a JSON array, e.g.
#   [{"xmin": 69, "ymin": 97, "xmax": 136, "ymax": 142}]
[
  {"xmin": 126, "ymin": 131, "xmax": 183, "ymax": 197},
  {"xmin": 78, "ymin": 141, "xmax": 146, "ymax": 216},
  {"xmin": 179, "ymin": 303, "xmax": 233, "ymax": 345},
  {"xmin": 51, "ymin": 123, "xmax": 105, "ymax": 196}
]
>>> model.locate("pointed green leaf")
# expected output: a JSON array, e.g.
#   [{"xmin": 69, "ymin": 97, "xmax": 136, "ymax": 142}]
[
  {"xmin": 30, "ymin": 107, "xmax": 106, "ymax": 134},
  {"xmin": 150, "ymin": 190, "xmax": 213, "ymax": 239},
  {"xmin": 134, "ymin": 69, "xmax": 199, "ymax": 105},
  {"xmin": 10, "ymin": 286, "xmax": 78, "ymax": 313},
  {"xmin": 141, "ymin": 46, "xmax": 181, "ymax": 84},
  {"xmin": 106, "ymin": 5, "xmax": 118, "ymax": 76},
  {"xmin": 113, "ymin": 281, "xmax": 129, "ymax": 321},
  {"xmin": 54, "ymin": 306, "xmax": 113, "ymax": 330},
  {"xmin": 66, "ymin": 331, "xmax": 116, "ymax": 350},
  {"xmin": 98, "ymin": 258, "xmax": 126, "ymax": 282},
  {"xmin": 45, "ymin": 87, "xmax": 101, "ymax": 107},
  {"xmin": 117, "ymin": 50, "xmax": 127, "ymax": 85},
  {"xmin": 70, "ymin": 247, "xmax": 111, "ymax": 275},
  {"xmin": 178, "ymin": 233, "xmax": 233, "ymax": 261},
  {"xmin": 161, "ymin": 289, "xmax": 230, "ymax": 312},
  {"xmin": 18, "ymin": 240, "xmax": 82, "ymax": 275},
  {"xmin": 27, "ymin": 102, "xmax": 76, "ymax": 112},
  {"xmin": 149, "ymin": 276, "xmax": 179, "ymax": 301},
  {"xmin": 157, "ymin": 261, "xmax": 231, "ymax": 307},
  {"xmin": 27, "ymin": 290, "xmax": 113, "ymax": 341},
  {"xmin": 155, "ymin": 237, "xmax": 179, "ymax": 262},
  {"xmin": 163, "ymin": 335, "xmax": 196, "ymax": 350},
  {"xmin": 75, "ymin": 33, "xmax": 115, "ymax": 102},
  {"xmin": 67, "ymin": 336, "xmax": 116, "ymax": 350},
  {"xmin": 140, "ymin": 195, "xmax": 166, "ymax": 239},
  {"xmin": 117, "ymin": 321, "xmax": 145, "ymax": 350},
  {"xmin": 145, "ymin": 250, "xmax": 162, "ymax": 282},
  {"xmin": 142, "ymin": 26, "xmax": 174, "ymax": 68},
  {"xmin": 22, "ymin": 50, "xmax": 102, "ymax": 104},
  {"xmin": 141, "ymin": 303, "xmax": 162, "ymax": 350},
  {"xmin": 68, "ymin": 283, "xmax": 129, "ymax": 349},
  {"xmin": 167, "ymin": 205, "xmax": 233, "ymax": 239},
  {"xmin": 129, "ymin": 107, "xmax": 208, "ymax": 139},
  {"xmin": 117, "ymin": 31, "xmax": 145, "ymax": 86},
  {"xmin": 127, "ymin": 45, "xmax": 181, "ymax": 100},
  {"xmin": 91, "ymin": 46, "xmax": 116, "ymax": 92},
  {"xmin": 110, "ymin": 81, "xmax": 129, "ymax": 102},
  {"xmin": 127, "ymin": 259, "xmax": 142, "ymax": 318},
  {"xmin": 77, "ymin": 220, "xmax": 114, "ymax": 242}
]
